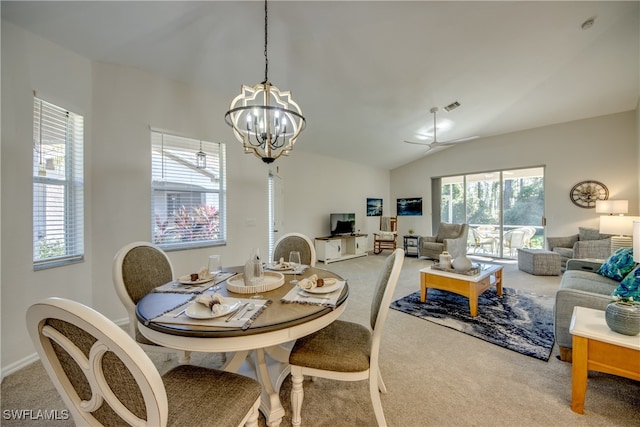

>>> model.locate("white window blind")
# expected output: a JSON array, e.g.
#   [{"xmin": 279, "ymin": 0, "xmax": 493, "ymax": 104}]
[
  {"xmin": 33, "ymin": 97, "xmax": 84, "ymax": 269},
  {"xmin": 151, "ymin": 130, "xmax": 226, "ymax": 250}
]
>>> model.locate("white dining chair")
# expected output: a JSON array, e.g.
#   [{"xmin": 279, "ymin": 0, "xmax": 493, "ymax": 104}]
[
  {"xmin": 26, "ymin": 297, "xmax": 261, "ymax": 426},
  {"xmin": 272, "ymin": 233, "xmax": 317, "ymax": 267},
  {"xmin": 288, "ymin": 248, "xmax": 404, "ymax": 427},
  {"xmin": 113, "ymin": 241, "xmax": 191, "ymax": 363}
]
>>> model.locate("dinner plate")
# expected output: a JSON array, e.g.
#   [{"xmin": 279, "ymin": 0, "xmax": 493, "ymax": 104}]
[
  {"xmin": 266, "ymin": 263, "xmax": 293, "ymax": 271},
  {"xmin": 177, "ymin": 274, "xmax": 215, "ymax": 285},
  {"xmin": 185, "ymin": 301, "xmax": 240, "ymax": 319},
  {"xmin": 298, "ymin": 279, "xmax": 340, "ymax": 294}
]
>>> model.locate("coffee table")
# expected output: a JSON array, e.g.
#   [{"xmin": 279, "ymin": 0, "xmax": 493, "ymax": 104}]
[
  {"xmin": 419, "ymin": 263, "xmax": 503, "ymax": 317},
  {"xmin": 569, "ymin": 306, "xmax": 640, "ymax": 414}
]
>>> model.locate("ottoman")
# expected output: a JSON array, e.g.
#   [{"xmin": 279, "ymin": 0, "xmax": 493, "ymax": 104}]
[{"xmin": 517, "ymin": 248, "xmax": 561, "ymax": 276}]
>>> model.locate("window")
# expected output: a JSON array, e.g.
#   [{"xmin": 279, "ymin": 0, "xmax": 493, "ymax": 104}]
[
  {"xmin": 151, "ymin": 130, "xmax": 226, "ymax": 250},
  {"xmin": 435, "ymin": 167, "xmax": 545, "ymax": 258},
  {"xmin": 33, "ymin": 97, "xmax": 84, "ymax": 269}
]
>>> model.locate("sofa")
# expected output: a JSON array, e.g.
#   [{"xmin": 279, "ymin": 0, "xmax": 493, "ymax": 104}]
[
  {"xmin": 418, "ymin": 223, "xmax": 469, "ymax": 260},
  {"xmin": 546, "ymin": 227, "xmax": 612, "ymax": 268},
  {"xmin": 554, "ymin": 258, "xmax": 625, "ymax": 362}
]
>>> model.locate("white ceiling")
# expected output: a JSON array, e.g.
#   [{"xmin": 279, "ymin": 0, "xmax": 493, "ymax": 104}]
[{"xmin": 3, "ymin": 1, "xmax": 639, "ymax": 169}]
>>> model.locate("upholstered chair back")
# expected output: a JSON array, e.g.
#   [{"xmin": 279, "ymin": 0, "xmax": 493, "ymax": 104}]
[{"xmin": 272, "ymin": 233, "xmax": 316, "ymax": 267}]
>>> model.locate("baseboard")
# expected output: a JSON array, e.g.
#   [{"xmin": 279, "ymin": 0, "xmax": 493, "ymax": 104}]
[
  {"xmin": 1, "ymin": 353, "xmax": 40, "ymax": 381},
  {"xmin": 1, "ymin": 317, "xmax": 130, "ymax": 381}
]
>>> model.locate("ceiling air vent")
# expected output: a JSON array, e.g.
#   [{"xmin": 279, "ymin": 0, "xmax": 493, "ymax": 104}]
[{"xmin": 444, "ymin": 101, "xmax": 461, "ymax": 112}]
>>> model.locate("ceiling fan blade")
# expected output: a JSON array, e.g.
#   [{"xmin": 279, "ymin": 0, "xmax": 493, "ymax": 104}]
[
  {"xmin": 433, "ymin": 135, "xmax": 479, "ymax": 146},
  {"xmin": 403, "ymin": 140, "xmax": 432, "ymax": 146}
]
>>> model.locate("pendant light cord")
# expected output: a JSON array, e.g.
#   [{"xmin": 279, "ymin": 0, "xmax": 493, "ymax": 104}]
[{"xmin": 263, "ymin": 0, "xmax": 269, "ymax": 83}]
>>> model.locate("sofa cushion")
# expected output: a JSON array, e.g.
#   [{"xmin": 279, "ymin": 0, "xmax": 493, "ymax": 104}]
[
  {"xmin": 578, "ymin": 227, "xmax": 602, "ymax": 241},
  {"xmin": 597, "ymin": 247, "xmax": 635, "ymax": 281},
  {"xmin": 436, "ymin": 223, "xmax": 462, "ymax": 243},
  {"xmin": 612, "ymin": 264, "xmax": 640, "ymax": 299},
  {"xmin": 561, "ymin": 270, "xmax": 620, "ymax": 295},
  {"xmin": 553, "ymin": 247, "xmax": 574, "ymax": 259},
  {"xmin": 377, "ymin": 231, "xmax": 395, "ymax": 240}
]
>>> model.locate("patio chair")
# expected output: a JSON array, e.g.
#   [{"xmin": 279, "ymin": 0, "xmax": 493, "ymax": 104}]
[{"xmin": 470, "ymin": 227, "xmax": 496, "ymax": 254}]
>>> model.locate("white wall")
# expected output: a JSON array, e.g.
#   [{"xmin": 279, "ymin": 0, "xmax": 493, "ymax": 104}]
[
  {"xmin": 1, "ymin": 22, "xmax": 94, "ymax": 373},
  {"xmin": 0, "ymin": 22, "xmax": 389, "ymax": 374},
  {"xmin": 391, "ymin": 111, "xmax": 638, "ymax": 239}
]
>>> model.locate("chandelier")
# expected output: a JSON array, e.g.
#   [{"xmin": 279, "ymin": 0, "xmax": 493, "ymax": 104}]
[{"xmin": 224, "ymin": 0, "xmax": 306, "ymax": 164}]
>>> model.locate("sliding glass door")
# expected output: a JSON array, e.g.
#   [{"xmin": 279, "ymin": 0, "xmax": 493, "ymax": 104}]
[{"xmin": 439, "ymin": 167, "xmax": 544, "ymax": 259}]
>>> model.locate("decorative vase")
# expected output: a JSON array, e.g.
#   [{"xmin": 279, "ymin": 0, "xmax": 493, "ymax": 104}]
[
  {"xmin": 452, "ymin": 255, "xmax": 472, "ymax": 272},
  {"xmin": 605, "ymin": 302, "xmax": 640, "ymax": 336},
  {"xmin": 439, "ymin": 251, "xmax": 452, "ymax": 269},
  {"xmin": 244, "ymin": 248, "xmax": 264, "ymax": 286}
]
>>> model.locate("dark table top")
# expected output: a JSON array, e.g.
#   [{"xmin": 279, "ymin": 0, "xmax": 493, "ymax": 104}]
[{"xmin": 136, "ymin": 266, "xmax": 348, "ymax": 338}]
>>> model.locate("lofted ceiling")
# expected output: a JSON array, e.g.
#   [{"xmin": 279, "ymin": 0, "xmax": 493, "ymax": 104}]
[{"xmin": 2, "ymin": 1, "xmax": 639, "ymax": 170}]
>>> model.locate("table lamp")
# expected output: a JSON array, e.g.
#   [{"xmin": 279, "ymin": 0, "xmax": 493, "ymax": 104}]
[
  {"xmin": 600, "ymin": 215, "xmax": 640, "ymax": 254},
  {"xmin": 595, "ymin": 200, "xmax": 628, "ymax": 215}
]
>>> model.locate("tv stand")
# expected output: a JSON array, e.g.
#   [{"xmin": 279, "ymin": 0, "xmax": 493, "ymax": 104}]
[{"xmin": 315, "ymin": 234, "xmax": 368, "ymax": 264}]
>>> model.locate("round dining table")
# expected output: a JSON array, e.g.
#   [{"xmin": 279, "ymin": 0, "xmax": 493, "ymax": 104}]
[{"xmin": 136, "ymin": 266, "xmax": 348, "ymax": 427}]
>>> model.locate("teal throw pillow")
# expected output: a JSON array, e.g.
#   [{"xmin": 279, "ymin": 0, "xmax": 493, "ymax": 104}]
[
  {"xmin": 612, "ymin": 264, "xmax": 640, "ymax": 300},
  {"xmin": 597, "ymin": 247, "xmax": 635, "ymax": 281}
]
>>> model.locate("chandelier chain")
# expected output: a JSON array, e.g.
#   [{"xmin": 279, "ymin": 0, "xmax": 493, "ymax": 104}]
[{"xmin": 263, "ymin": 0, "xmax": 269, "ymax": 83}]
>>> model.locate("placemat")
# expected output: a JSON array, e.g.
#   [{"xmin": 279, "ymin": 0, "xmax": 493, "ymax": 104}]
[
  {"xmin": 150, "ymin": 297, "xmax": 271, "ymax": 330},
  {"xmin": 153, "ymin": 272, "xmax": 237, "ymax": 294},
  {"xmin": 280, "ymin": 281, "xmax": 346, "ymax": 308}
]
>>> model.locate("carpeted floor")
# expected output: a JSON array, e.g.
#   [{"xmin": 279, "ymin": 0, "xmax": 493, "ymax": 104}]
[
  {"xmin": 391, "ymin": 287, "xmax": 555, "ymax": 361},
  {"xmin": 2, "ymin": 254, "xmax": 639, "ymax": 426}
]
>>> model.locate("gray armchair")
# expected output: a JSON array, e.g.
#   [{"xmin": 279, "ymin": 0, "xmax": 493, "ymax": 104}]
[
  {"xmin": 547, "ymin": 227, "xmax": 611, "ymax": 267},
  {"xmin": 418, "ymin": 223, "xmax": 469, "ymax": 260}
]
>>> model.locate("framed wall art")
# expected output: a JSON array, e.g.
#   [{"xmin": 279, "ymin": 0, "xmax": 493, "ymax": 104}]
[
  {"xmin": 367, "ymin": 198, "xmax": 383, "ymax": 216},
  {"xmin": 397, "ymin": 197, "xmax": 422, "ymax": 216}
]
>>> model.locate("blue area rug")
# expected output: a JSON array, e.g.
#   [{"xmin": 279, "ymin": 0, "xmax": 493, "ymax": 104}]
[{"xmin": 390, "ymin": 287, "xmax": 555, "ymax": 361}]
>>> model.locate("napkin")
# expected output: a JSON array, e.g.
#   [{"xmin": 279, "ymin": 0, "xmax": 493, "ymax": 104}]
[
  {"xmin": 280, "ymin": 280, "xmax": 346, "ymax": 308},
  {"xmin": 153, "ymin": 272, "xmax": 237, "ymax": 294},
  {"xmin": 178, "ymin": 267, "xmax": 211, "ymax": 283},
  {"xmin": 297, "ymin": 275, "xmax": 337, "ymax": 290},
  {"xmin": 195, "ymin": 293, "xmax": 226, "ymax": 315}
]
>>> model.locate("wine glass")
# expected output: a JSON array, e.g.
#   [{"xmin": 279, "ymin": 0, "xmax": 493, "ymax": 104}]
[
  {"xmin": 208, "ymin": 255, "xmax": 222, "ymax": 291},
  {"xmin": 289, "ymin": 251, "xmax": 301, "ymax": 285}
]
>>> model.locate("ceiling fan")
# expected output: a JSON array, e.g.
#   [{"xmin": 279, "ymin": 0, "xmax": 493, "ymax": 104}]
[{"xmin": 404, "ymin": 107, "xmax": 478, "ymax": 151}]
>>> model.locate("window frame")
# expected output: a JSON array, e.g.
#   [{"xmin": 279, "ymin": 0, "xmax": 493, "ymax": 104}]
[
  {"xmin": 150, "ymin": 129, "xmax": 226, "ymax": 251},
  {"xmin": 32, "ymin": 96, "xmax": 85, "ymax": 270}
]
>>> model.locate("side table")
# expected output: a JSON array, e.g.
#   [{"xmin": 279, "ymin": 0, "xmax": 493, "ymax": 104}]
[
  {"xmin": 569, "ymin": 306, "xmax": 640, "ymax": 414},
  {"xmin": 403, "ymin": 235, "xmax": 419, "ymax": 257}
]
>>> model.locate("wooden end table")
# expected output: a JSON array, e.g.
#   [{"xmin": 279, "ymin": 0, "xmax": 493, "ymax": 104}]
[
  {"xmin": 569, "ymin": 306, "xmax": 640, "ymax": 414},
  {"xmin": 419, "ymin": 263, "xmax": 503, "ymax": 317}
]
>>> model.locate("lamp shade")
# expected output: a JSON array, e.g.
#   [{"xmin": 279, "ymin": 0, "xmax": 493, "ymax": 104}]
[
  {"xmin": 634, "ymin": 221, "xmax": 640, "ymax": 263},
  {"xmin": 595, "ymin": 199, "xmax": 628, "ymax": 215},
  {"xmin": 600, "ymin": 215, "xmax": 640, "ymax": 236}
]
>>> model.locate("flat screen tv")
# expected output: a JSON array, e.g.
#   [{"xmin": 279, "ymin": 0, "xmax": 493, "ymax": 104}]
[{"xmin": 330, "ymin": 213, "xmax": 355, "ymax": 236}]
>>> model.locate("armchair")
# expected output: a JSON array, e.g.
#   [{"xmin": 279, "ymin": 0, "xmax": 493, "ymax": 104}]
[
  {"xmin": 418, "ymin": 222, "xmax": 469, "ymax": 260},
  {"xmin": 547, "ymin": 227, "xmax": 612, "ymax": 267}
]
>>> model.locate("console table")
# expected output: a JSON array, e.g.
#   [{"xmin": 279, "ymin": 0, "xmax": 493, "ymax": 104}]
[
  {"xmin": 315, "ymin": 234, "xmax": 368, "ymax": 264},
  {"xmin": 570, "ymin": 306, "xmax": 640, "ymax": 414}
]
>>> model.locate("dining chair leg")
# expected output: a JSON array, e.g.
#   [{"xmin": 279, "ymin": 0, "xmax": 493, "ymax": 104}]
[
  {"xmin": 177, "ymin": 350, "xmax": 191, "ymax": 364},
  {"xmin": 369, "ymin": 376, "xmax": 388, "ymax": 427},
  {"xmin": 290, "ymin": 366, "xmax": 304, "ymax": 426},
  {"xmin": 377, "ymin": 370, "xmax": 387, "ymax": 394}
]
